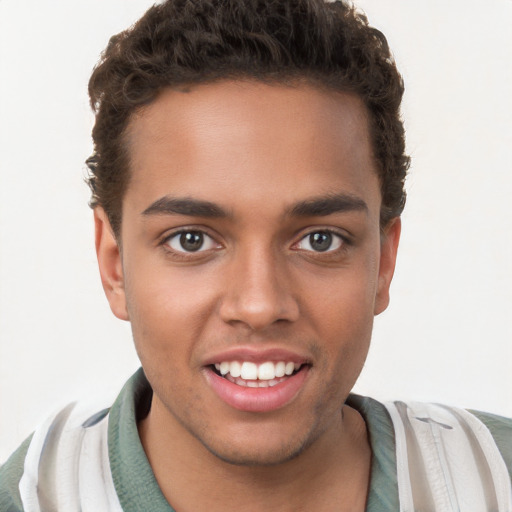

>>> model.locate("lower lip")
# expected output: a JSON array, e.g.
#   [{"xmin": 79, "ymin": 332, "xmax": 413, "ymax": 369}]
[{"xmin": 204, "ymin": 367, "xmax": 309, "ymax": 413}]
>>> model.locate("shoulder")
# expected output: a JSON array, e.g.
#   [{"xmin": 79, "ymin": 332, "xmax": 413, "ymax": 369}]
[
  {"xmin": 0, "ymin": 369, "xmax": 149, "ymax": 512},
  {"xmin": 0, "ymin": 402, "xmax": 112, "ymax": 512},
  {"xmin": 469, "ymin": 409, "xmax": 512, "ymax": 478},
  {"xmin": 383, "ymin": 400, "xmax": 511, "ymax": 461},
  {"xmin": 0, "ymin": 434, "xmax": 33, "ymax": 512},
  {"xmin": 384, "ymin": 401, "xmax": 512, "ymax": 504}
]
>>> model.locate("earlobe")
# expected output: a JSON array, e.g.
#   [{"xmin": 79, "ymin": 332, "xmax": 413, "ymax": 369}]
[
  {"xmin": 94, "ymin": 208, "xmax": 129, "ymax": 321},
  {"xmin": 374, "ymin": 217, "xmax": 401, "ymax": 315}
]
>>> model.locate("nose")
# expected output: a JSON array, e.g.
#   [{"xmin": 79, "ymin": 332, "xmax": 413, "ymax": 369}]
[{"xmin": 219, "ymin": 246, "xmax": 299, "ymax": 331}]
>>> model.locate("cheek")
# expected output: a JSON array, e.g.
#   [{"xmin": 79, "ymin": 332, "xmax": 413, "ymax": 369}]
[
  {"xmin": 123, "ymin": 263, "xmax": 220, "ymax": 366},
  {"xmin": 304, "ymin": 260, "xmax": 379, "ymax": 334},
  {"xmin": 301, "ymin": 259, "xmax": 378, "ymax": 372},
  {"xmin": 322, "ymin": 297, "xmax": 373, "ymax": 378}
]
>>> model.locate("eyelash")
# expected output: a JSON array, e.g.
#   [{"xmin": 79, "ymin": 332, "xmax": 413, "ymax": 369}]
[
  {"xmin": 159, "ymin": 227, "xmax": 351, "ymax": 259},
  {"xmin": 293, "ymin": 229, "xmax": 351, "ymax": 254},
  {"xmin": 160, "ymin": 229, "xmax": 221, "ymax": 258}
]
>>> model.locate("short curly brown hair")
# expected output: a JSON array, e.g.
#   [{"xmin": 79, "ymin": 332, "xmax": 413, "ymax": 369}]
[{"xmin": 87, "ymin": 0, "xmax": 409, "ymax": 238}]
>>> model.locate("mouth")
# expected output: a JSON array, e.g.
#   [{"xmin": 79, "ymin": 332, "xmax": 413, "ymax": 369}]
[
  {"xmin": 204, "ymin": 356, "xmax": 310, "ymax": 413},
  {"xmin": 210, "ymin": 360, "xmax": 305, "ymax": 388}
]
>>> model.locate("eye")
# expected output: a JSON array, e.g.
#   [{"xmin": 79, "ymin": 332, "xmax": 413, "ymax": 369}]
[
  {"xmin": 166, "ymin": 230, "xmax": 218, "ymax": 253},
  {"xmin": 295, "ymin": 230, "xmax": 344, "ymax": 252}
]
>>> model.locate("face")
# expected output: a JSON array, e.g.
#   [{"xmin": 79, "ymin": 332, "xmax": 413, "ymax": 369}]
[{"xmin": 96, "ymin": 81, "xmax": 400, "ymax": 466}]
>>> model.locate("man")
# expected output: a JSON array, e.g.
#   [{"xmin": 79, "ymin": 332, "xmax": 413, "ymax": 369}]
[{"xmin": 1, "ymin": 1, "xmax": 511, "ymax": 511}]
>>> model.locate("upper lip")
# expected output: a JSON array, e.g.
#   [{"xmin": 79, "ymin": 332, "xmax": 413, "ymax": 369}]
[{"xmin": 202, "ymin": 346, "xmax": 311, "ymax": 367}]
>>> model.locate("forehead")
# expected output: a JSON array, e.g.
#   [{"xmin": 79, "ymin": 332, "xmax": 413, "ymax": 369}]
[{"xmin": 124, "ymin": 80, "xmax": 379, "ymax": 218}]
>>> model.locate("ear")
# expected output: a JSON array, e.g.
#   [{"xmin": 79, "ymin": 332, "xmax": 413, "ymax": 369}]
[
  {"xmin": 94, "ymin": 208, "xmax": 129, "ymax": 321},
  {"xmin": 374, "ymin": 217, "xmax": 401, "ymax": 315}
]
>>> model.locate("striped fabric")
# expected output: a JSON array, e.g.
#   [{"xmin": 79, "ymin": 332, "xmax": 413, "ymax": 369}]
[
  {"xmin": 385, "ymin": 401, "xmax": 512, "ymax": 512},
  {"xmin": 18, "ymin": 402, "xmax": 123, "ymax": 512}
]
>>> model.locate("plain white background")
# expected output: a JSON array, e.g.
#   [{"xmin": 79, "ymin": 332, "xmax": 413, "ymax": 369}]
[{"xmin": 0, "ymin": 0, "xmax": 511, "ymax": 462}]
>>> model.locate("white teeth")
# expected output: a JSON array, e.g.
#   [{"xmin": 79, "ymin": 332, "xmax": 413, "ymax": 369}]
[
  {"xmin": 258, "ymin": 361, "xmax": 275, "ymax": 380},
  {"xmin": 219, "ymin": 361, "xmax": 230, "ymax": 376},
  {"xmin": 215, "ymin": 360, "xmax": 304, "ymax": 382},
  {"xmin": 285, "ymin": 362, "xmax": 295, "ymax": 375},
  {"xmin": 230, "ymin": 360, "xmax": 241, "ymax": 378},
  {"xmin": 240, "ymin": 362, "xmax": 258, "ymax": 380},
  {"xmin": 227, "ymin": 375, "xmax": 286, "ymax": 388},
  {"xmin": 275, "ymin": 361, "xmax": 286, "ymax": 378}
]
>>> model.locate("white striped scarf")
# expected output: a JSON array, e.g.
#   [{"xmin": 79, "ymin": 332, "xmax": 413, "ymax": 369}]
[
  {"xmin": 384, "ymin": 401, "xmax": 512, "ymax": 512},
  {"xmin": 19, "ymin": 402, "xmax": 123, "ymax": 512}
]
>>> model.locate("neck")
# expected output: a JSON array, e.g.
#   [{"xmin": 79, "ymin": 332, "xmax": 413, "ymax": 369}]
[{"xmin": 138, "ymin": 400, "xmax": 371, "ymax": 512}]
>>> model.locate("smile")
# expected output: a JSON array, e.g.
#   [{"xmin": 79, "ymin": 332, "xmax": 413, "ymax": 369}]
[
  {"xmin": 213, "ymin": 361, "xmax": 302, "ymax": 388},
  {"xmin": 204, "ymin": 356, "xmax": 310, "ymax": 413}
]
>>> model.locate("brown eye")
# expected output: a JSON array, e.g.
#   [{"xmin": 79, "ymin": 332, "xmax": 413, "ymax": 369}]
[
  {"xmin": 166, "ymin": 230, "xmax": 218, "ymax": 253},
  {"xmin": 296, "ymin": 231, "xmax": 343, "ymax": 253}
]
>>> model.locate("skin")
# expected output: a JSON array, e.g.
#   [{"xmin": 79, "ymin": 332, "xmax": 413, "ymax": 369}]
[{"xmin": 95, "ymin": 81, "xmax": 400, "ymax": 511}]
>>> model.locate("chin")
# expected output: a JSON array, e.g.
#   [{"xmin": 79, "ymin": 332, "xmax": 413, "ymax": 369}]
[
  {"xmin": 196, "ymin": 426, "xmax": 316, "ymax": 467},
  {"xmin": 205, "ymin": 442, "xmax": 309, "ymax": 467}
]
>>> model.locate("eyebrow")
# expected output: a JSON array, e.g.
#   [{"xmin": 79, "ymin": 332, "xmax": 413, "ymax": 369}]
[
  {"xmin": 142, "ymin": 196, "xmax": 228, "ymax": 218},
  {"xmin": 287, "ymin": 193, "xmax": 368, "ymax": 217},
  {"xmin": 141, "ymin": 192, "xmax": 368, "ymax": 219}
]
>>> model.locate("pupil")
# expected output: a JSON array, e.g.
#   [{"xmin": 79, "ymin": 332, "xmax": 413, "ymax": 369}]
[
  {"xmin": 310, "ymin": 232, "xmax": 332, "ymax": 252},
  {"xmin": 180, "ymin": 232, "xmax": 203, "ymax": 251}
]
